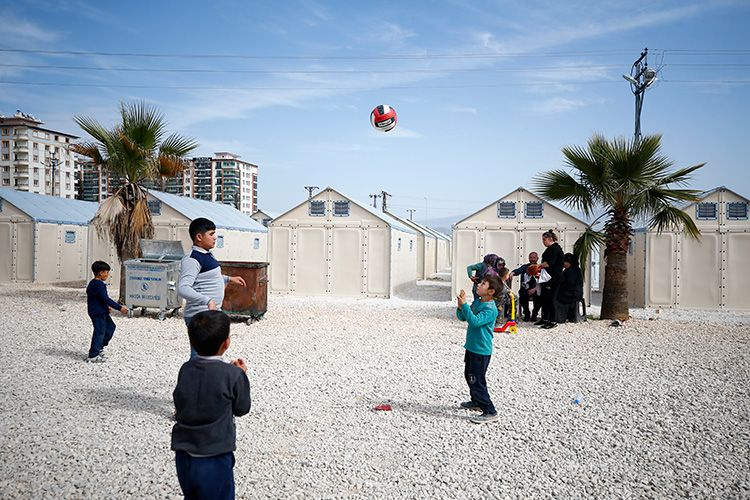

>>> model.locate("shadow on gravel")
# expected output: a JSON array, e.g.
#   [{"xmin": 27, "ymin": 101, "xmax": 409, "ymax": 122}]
[
  {"xmin": 393, "ymin": 282, "xmax": 452, "ymax": 302},
  {"xmin": 0, "ymin": 288, "xmax": 86, "ymax": 303},
  {"xmin": 41, "ymin": 347, "xmax": 86, "ymax": 361},
  {"xmin": 86, "ymin": 387, "xmax": 173, "ymax": 419},
  {"xmin": 373, "ymin": 400, "xmax": 468, "ymax": 422}
]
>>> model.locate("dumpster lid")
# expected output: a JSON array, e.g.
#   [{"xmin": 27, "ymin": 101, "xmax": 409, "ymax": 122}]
[{"xmin": 139, "ymin": 239, "xmax": 185, "ymax": 261}]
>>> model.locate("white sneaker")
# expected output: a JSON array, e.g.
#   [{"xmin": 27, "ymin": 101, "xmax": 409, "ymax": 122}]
[{"xmin": 86, "ymin": 354, "xmax": 106, "ymax": 363}]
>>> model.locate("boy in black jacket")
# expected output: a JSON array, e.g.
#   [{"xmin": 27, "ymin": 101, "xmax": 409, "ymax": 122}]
[
  {"xmin": 86, "ymin": 261, "xmax": 128, "ymax": 363},
  {"xmin": 172, "ymin": 310, "xmax": 251, "ymax": 500}
]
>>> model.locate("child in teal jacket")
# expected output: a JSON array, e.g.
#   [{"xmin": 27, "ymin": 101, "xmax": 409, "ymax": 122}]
[{"xmin": 456, "ymin": 274, "xmax": 502, "ymax": 424}]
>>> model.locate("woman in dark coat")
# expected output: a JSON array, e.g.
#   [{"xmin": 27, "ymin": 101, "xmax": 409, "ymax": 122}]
[
  {"xmin": 558, "ymin": 253, "xmax": 584, "ymax": 323},
  {"xmin": 536, "ymin": 229, "xmax": 564, "ymax": 329}
]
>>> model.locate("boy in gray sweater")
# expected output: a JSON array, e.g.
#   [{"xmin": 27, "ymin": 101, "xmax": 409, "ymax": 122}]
[
  {"xmin": 178, "ymin": 217, "xmax": 245, "ymax": 358},
  {"xmin": 172, "ymin": 310, "xmax": 251, "ymax": 500}
]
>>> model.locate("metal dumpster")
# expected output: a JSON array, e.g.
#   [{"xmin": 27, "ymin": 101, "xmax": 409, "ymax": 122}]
[
  {"xmin": 123, "ymin": 239, "xmax": 184, "ymax": 321},
  {"xmin": 220, "ymin": 261, "xmax": 269, "ymax": 324}
]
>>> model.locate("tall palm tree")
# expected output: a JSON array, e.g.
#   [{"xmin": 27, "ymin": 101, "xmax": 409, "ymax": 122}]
[
  {"xmin": 72, "ymin": 101, "xmax": 198, "ymax": 299},
  {"xmin": 534, "ymin": 134, "xmax": 705, "ymax": 320}
]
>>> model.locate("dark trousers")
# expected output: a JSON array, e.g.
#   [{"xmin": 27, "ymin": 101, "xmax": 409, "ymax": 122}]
[
  {"xmin": 464, "ymin": 350, "xmax": 496, "ymax": 415},
  {"xmin": 519, "ymin": 288, "xmax": 541, "ymax": 320},
  {"xmin": 175, "ymin": 450, "xmax": 235, "ymax": 500},
  {"xmin": 88, "ymin": 315, "xmax": 115, "ymax": 358},
  {"xmin": 540, "ymin": 281, "xmax": 561, "ymax": 323}
]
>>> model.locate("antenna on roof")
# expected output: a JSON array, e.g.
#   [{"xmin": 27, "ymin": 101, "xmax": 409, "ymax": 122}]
[
  {"xmin": 303, "ymin": 186, "xmax": 319, "ymax": 199},
  {"xmin": 407, "ymin": 209, "xmax": 416, "ymax": 220},
  {"xmin": 369, "ymin": 193, "xmax": 381, "ymax": 208}
]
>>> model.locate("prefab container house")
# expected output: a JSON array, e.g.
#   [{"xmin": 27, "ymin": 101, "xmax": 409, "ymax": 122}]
[
  {"xmin": 451, "ymin": 187, "xmax": 591, "ymax": 301},
  {"xmin": 418, "ymin": 223, "xmax": 452, "ymax": 273},
  {"xmin": 0, "ymin": 188, "xmax": 98, "ymax": 283},
  {"xmin": 269, "ymin": 187, "xmax": 417, "ymax": 298},
  {"xmin": 385, "ymin": 211, "xmax": 438, "ymax": 280},
  {"xmin": 626, "ymin": 186, "xmax": 750, "ymax": 310}
]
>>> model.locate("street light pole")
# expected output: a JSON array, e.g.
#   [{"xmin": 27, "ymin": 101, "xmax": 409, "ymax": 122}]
[
  {"xmin": 46, "ymin": 151, "xmax": 60, "ymax": 196},
  {"xmin": 623, "ymin": 48, "xmax": 658, "ymax": 142}
]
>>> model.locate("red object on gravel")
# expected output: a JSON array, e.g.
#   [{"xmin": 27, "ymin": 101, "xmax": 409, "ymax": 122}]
[{"xmin": 372, "ymin": 404, "xmax": 392, "ymax": 411}]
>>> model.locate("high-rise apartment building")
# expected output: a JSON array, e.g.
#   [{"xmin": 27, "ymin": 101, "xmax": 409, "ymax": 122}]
[
  {"xmin": 211, "ymin": 152, "xmax": 258, "ymax": 215},
  {"xmin": 0, "ymin": 111, "xmax": 79, "ymax": 199},
  {"xmin": 75, "ymin": 151, "xmax": 258, "ymax": 215},
  {"xmin": 76, "ymin": 159, "xmax": 124, "ymax": 202}
]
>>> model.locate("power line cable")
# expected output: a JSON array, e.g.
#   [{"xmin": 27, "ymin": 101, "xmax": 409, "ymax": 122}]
[{"xmin": 0, "ymin": 47, "xmax": 645, "ymax": 60}]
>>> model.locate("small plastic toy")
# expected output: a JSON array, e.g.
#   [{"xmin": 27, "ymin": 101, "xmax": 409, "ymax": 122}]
[{"xmin": 494, "ymin": 291, "xmax": 519, "ymax": 335}]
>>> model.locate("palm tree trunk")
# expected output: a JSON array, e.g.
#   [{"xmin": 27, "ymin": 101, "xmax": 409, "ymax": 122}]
[
  {"xmin": 601, "ymin": 248, "xmax": 629, "ymax": 320},
  {"xmin": 119, "ymin": 262, "xmax": 127, "ymax": 304}
]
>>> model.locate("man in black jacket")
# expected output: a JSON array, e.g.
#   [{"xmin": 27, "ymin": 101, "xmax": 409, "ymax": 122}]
[{"xmin": 511, "ymin": 252, "xmax": 541, "ymax": 322}]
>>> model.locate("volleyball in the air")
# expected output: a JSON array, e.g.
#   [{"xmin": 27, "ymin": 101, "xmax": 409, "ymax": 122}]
[{"xmin": 370, "ymin": 104, "xmax": 397, "ymax": 132}]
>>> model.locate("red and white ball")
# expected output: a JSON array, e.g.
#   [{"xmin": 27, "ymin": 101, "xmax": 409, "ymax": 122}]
[{"xmin": 370, "ymin": 104, "xmax": 397, "ymax": 132}]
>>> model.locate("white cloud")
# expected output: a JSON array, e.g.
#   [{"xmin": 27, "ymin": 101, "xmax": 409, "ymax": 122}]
[
  {"xmin": 531, "ymin": 97, "xmax": 586, "ymax": 114},
  {"xmin": 448, "ymin": 107, "xmax": 478, "ymax": 115},
  {"xmin": 373, "ymin": 126, "xmax": 424, "ymax": 139},
  {"xmin": 0, "ymin": 11, "xmax": 62, "ymax": 43}
]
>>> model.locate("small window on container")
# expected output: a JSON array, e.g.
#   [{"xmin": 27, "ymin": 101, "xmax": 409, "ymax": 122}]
[
  {"xmin": 696, "ymin": 202, "xmax": 717, "ymax": 220},
  {"xmin": 525, "ymin": 201, "xmax": 544, "ymax": 218},
  {"xmin": 497, "ymin": 201, "xmax": 516, "ymax": 218},
  {"xmin": 332, "ymin": 200, "xmax": 350, "ymax": 217},
  {"xmin": 727, "ymin": 202, "xmax": 748, "ymax": 220},
  {"xmin": 64, "ymin": 230, "xmax": 76, "ymax": 244},
  {"xmin": 397, "ymin": 237, "xmax": 402, "ymax": 251},
  {"xmin": 147, "ymin": 200, "xmax": 161, "ymax": 216},
  {"xmin": 253, "ymin": 238, "xmax": 260, "ymax": 250},
  {"xmin": 309, "ymin": 200, "xmax": 326, "ymax": 217},
  {"xmin": 216, "ymin": 235, "xmax": 224, "ymax": 248}
]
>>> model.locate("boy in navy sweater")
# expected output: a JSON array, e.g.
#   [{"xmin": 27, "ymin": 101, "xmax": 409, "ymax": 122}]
[
  {"xmin": 178, "ymin": 218, "xmax": 245, "ymax": 359},
  {"xmin": 172, "ymin": 310, "xmax": 251, "ymax": 499},
  {"xmin": 86, "ymin": 261, "xmax": 128, "ymax": 363}
]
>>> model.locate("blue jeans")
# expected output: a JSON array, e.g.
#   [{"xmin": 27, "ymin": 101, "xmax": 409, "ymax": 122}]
[
  {"xmin": 175, "ymin": 450, "xmax": 235, "ymax": 500},
  {"xmin": 184, "ymin": 316, "xmax": 198, "ymax": 359},
  {"xmin": 464, "ymin": 350, "xmax": 496, "ymax": 415},
  {"xmin": 88, "ymin": 315, "xmax": 115, "ymax": 358}
]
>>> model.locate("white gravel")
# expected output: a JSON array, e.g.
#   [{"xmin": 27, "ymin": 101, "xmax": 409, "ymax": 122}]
[{"xmin": 0, "ymin": 281, "xmax": 748, "ymax": 499}]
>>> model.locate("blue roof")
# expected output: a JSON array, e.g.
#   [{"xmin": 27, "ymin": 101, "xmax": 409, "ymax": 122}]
[
  {"xmin": 148, "ymin": 190, "xmax": 267, "ymax": 233},
  {"xmin": 0, "ymin": 188, "xmax": 98, "ymax": 226}
]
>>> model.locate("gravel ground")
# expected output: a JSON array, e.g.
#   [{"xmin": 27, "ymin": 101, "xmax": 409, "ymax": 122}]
[{"xmin": 0, "ymin": 282, "xmax": 748, "ymax": 499}]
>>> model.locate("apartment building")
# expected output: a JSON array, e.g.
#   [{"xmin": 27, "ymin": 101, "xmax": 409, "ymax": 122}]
[
  {"xmin": 0, "ymin": 111, "xmax": 79, "ymax": 199},
  {"xmin": 76, "ymin": 152, "xmax": 257, "ymax": 215}
]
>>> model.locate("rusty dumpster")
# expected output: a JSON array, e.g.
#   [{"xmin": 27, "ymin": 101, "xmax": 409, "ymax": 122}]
[{"xmin": 220, "ymin": 261, "xmax": 269, "ymax": 324}]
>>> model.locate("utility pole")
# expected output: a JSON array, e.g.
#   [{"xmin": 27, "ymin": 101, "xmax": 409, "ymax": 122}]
[
  {"xmin": 623, "ymin": 47, "xmax": 658, "ymax": 142},
  {"xmin": 381, "ymin": 191, "xmax": 391, "ymax": 212},
  {"xmin": 303, "ymin": 186, "xmax": 319, "ymax": 199},
  {"xmin": 369, "ymin": 193, "xmax": 381, "ymax": 208},
  {"xmin": 46, "ymin": 151, "xmax": 60, "ymax": 196},
  {"xmin": 406, "ymin": 209, "xmax": 416, "ymax": 220}
]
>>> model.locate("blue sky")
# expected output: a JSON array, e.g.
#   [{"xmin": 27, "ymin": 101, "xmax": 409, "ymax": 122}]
[{"xmin": 1, "ymin": 0, "xmax": 748, "ymax": 225}]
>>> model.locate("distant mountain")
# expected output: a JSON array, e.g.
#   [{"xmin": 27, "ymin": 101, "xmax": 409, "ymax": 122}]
[{"xmin": 422, "ymin": 214, "xmax": 469, "ymax": 235}]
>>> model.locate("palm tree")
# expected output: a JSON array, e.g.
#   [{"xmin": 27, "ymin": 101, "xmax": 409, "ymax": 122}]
[
  {"xmin": 533, "ymin": 134, "xmax": 705, "ymax": 320},
  {"xmin": 72, "ymin": 101, "xmax": 198, "ymax": 299}
]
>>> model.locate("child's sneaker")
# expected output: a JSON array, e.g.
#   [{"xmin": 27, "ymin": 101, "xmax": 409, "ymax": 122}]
[
  {"xmin": 99, "ymin": 350, "xmax": 108, "ymax": 360},
  {"xmin": 86, "ymin": 354, "xmax": 106, "ymax": 363},
  {"xmin": 459, "ymin": 401, "xmax": 481, "ymax": 411},
  {"xmin": 470, "ymin": 412, "xmax": 499, "ymax": 424}
]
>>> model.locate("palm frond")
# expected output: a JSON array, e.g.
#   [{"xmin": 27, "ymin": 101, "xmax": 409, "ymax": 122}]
[
  {"xmin": 656, "ymin": 163, "xmax": 706, "ymax": 187},
  {"xmin": 159, "ymin": 132, "xmax": 199, "ymax": 158},
  {"xmin": 573, "ymin": 226, "xmax": 606, "ymax": 279},
  {"xmin": 532, "ymin": 169, "xmax": 596, "ymax": 217},
  {"xmin": 649, "ymin": 205, "xmax": 701, "ymax": 239},
  {"xmin": 70, "ymin": 142, "xmax": 105, "ymax": 165},
  {"xmin": 158, "ymin": 155, "xmax": 187, "ymax": 178}
]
